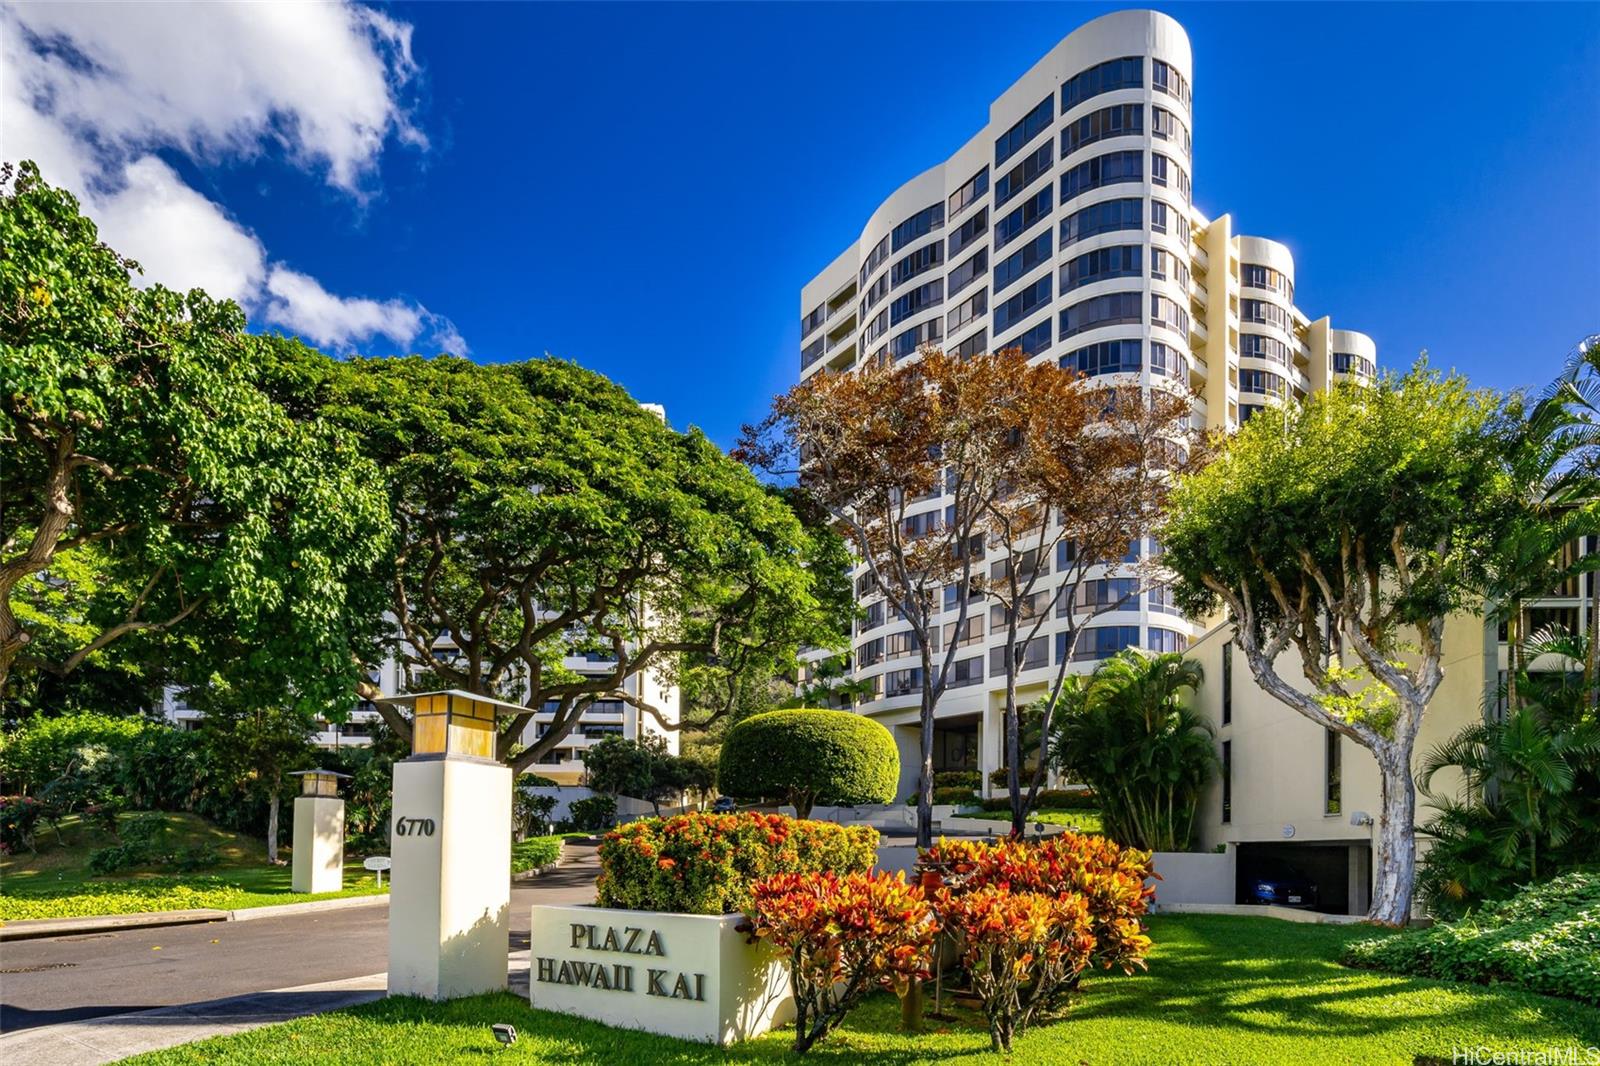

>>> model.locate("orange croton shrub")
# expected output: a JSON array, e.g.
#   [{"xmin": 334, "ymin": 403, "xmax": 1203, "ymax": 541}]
[
  {"xmin": 936, "ymin": 884, "xmax": 1095, "ymax": 1052},
  {"xmin": 918, "ymin": 831, "xmax": 1156, "ymax": 975},
  {"xmin": 745, "ymin": 870, "xmax": 937, "ymax": 1054}
]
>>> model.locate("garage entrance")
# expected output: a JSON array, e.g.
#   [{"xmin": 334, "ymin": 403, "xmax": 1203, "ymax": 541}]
[{"xmin": 1235, "ymin": 841, "xmax": 1371, "ymax": 916}]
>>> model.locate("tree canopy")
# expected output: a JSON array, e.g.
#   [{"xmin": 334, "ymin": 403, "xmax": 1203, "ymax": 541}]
[
  {"xmin": 0, "ymin": 162, "xmax": 390, "ymax": 714},
  {"xmin": 256, "ymin": 342, "xmax": 843, "ymax": 773}
]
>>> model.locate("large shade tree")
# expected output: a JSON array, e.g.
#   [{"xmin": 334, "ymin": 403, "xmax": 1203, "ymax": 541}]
[
  {"xmin": 0, "ymin": 162, "xmax": 390, "ymax": 712},
  {"xmin": 258, "ymin": 343, "xmax": 839, "ymax": 774},
  {"xmin": 1161, "ymin": 362, "xmax": 1524, "ymax": 924}
]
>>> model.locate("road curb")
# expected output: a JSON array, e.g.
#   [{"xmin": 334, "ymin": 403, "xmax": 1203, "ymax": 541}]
[{"xmin": 0, "ymin": 893, "xmax": 390, "ymax": 941}]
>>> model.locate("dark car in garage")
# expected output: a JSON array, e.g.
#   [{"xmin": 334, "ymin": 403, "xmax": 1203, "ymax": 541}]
[{"xmin": 1245, "ymin": 858, "xmax": 1319, "ymax": 908}]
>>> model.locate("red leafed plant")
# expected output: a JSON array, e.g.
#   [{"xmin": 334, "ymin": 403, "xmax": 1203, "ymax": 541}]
[
  {"xmin": 936, "ymin": 884, "xmax": 1095, "ymax": 1051},
  {"xmin": 745, "ymin": 870, "xmax": 937, "ymax": 1053},
  {"xmin": 918, "ymin": 831, "xmax": 1155, "ymax": 975}
]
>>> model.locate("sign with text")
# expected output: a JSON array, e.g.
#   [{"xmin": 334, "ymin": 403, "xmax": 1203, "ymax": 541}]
[{"xmin": 527, "ymin": 903, "xmax": 794, "ymax": 1046}]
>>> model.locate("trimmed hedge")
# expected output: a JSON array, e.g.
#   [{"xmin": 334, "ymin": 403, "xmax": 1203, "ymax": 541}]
[
  {"xmin": 1341, "ymin": 871, "xmax": 1600, "ymax": 1004},
  {"xmin": 906, "ymin": 787, "xmax": 985, "ymax": 807},
  {"xmin": 596, "ymin": 811, "xmax": 878, "ymax": 915},
  {"xmin": 978, "ymin": 789, "xmax": 1098, "ymax": 813},
  {"xmin": 718, "ymin": 709, "xmax": 897, "ymax": 818},
  {"xmin": 932, "ymin": 770, "xmax": 981, "ymax": 790},
  {"xmin": 510, "ymin": 836, "xmax": 565, "ymax": 873}
]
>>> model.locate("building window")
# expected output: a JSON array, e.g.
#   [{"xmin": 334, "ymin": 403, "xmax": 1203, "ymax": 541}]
[
  {"xmin": 857, "ymin": 636, "xmax": 884, "ymax": 666},
  {"xmin": 1149, "ymin": 248, "xmax": 1189, "ymax": 288},
  {"xmin": 995, "ymin": 95, "xmax": 1053, "ymax": 166},
  {"xmin": 1062, "ymin": 104, "xmax": 1143, "ymax": 156},
  {"xmin": 950, "ymin": 329, "xmax": 987, "ymax": 361},
  {"xmin": 892, "ymin": 203, "xmax": 945, "ymax": 252},
  {"xmin": 992, "ymin": 275, "xmax": 1052, "ymax": 335},
  {"xmin": 1060, "ymin": 149, "xmax": 1142, "ymax": 202},
  {"xmin": 1151, "ymin": 153, "xmax": 1190, "ymax": 203},
  {"xmin": 994, "ymin": 142, "xmax": 1054, "ymax": 208},
  {"xmin": 801, "ymin": 337, "xmax": 824, "ymax": 370},
  {"xmin": 1059, "ymin": 291, "xmax": 1142, "ymax": 339},
  {"xmin": 859, "ymin": 234, "xmax": 890, "ymax": 287},
  {"xmin": 1241, "ymin": 263, "xmax": 1294, "ymax": 302},
  {"xmin": 1150, "ymin": 106, "xmax": 1191, "ymax": 156},
  {"xmin": 993, "ymin": 231, "xmax": 1052, "ymax": 294},
  {"xmin": 990, "ymin": 637, "xmax": 1048, "ymax": 674},
  {"xmin": 947, "ymin": 288, "xmax": 987, "ymax": 333},
  {"xmin": 944, "ymin": 615, "xmax": 985, "ymax": 648},
  {"xmin": 1221, "ymin": 640, "xmax": 1232, "ymax": 724},
  {"xmin": 1241, "ymin": 298, "xmax": 1292, "ymax": 331},
  {"xmin": 1063, "ymin": 244, "xmax": 1142, "ymax": 292},
  {"xmin": 1060, "ymin": 338, "xmax": 1141, "ymax": 377},
  {"xmin": 1147, "ymin": 584, "xmax": 1182, "ymax": 616},
  {"xmin": 1240, "ymin": 368, "xmax": 1288, "ymax": 398},
  {"xmin": 1061, "ymin": 197, "xmax": 1142, "ymax": 246},
  {"xmin": 996, "ymin": 318, "xmax": 1051, "ymax": 359},
  {"xmin": 1221, "ymin": 740, "xmax": 1232, "ymax": 823},
  {"xmin": 1149, "ymin": 199, "xmax": 1189, "ymax": 244},
  {"xmin": 884, "ymin": 666, "xmax": 924, "ymax": 697},
  {"xmin": 1333, "ymin": 352, "xmax": 1375, "ymax": 377},
  {"xmin": 1151, "ymin": 293, "xmax": 1189, "ymax": 336},
  {"xmin": 1151, "ymin": 59, "xmax": 1191, "ymax": 108},
  {"xmin": 889, "ymin": 279, "xmax": 944, "ymax": 326},
  {"xmin": 949, "ymin": 167, "xmax": 989, "ymax": 217},
  {"xmin": 993, "ymin": 186, "xmax": 1052, "ymax": 251},
  {"xmin": 1068, "ymin": 625, "xmax": 1140, "ymax": 662},
  {"xmin": 947, "ymin": 655, "xmax": 984, "ymax": 689},
  {"xmin": 1147, "ymin": 626, "xmax": 1187, "ymax": 654},
  {"xmin": 891, "ymin": 242, "xmax": 945, "ymax": 287},
  {"xmin": 1150, "ymin": 341, "xmax": 1188, "ymax": 379},
  {"xmin": 1062, "ymin": 55, "xmax": 1143, "ymax": 111},
  {"xmin": 801, "ymin": 304, "xmax": 825, "ymax": 337},
  {"xmin": 947, "ymin": 247, "xmax": 988, "ymax": 298},
  {"xmin": 948, "ymin": 207, "xmax": 988, "ymax": 257},
  {"xmin": 1325, "ymin": 728, "xmax": 1342, "ymax": 815},
  {"xmin": 1240, "ymin": 332, "xmax": 1291, "ymax": 366},
  {"xmin": 891, "ymin": 318, "xmax": 942, "ymax": 360}
]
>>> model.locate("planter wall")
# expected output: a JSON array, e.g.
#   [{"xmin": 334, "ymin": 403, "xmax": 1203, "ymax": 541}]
[
  {"xmin": 1148, "ymin": 848, "xmax": 1236, "ymax": 906},
  {"xmin": 528, "ymin": 903, "xmax": 794, "ymax": 1045}
]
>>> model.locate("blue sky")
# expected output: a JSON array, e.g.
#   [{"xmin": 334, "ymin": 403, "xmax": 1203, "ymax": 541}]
[{"xmin": 7, "ymin": 2, "xmax": 1598, "ymax": 449}]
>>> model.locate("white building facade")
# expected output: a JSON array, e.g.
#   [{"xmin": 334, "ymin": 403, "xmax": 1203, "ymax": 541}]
[{"xmin": 798, "ymin": 9, "xmax": 1378, "ymax": 801}]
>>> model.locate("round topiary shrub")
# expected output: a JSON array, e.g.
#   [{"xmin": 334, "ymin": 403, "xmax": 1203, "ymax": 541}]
[{"xmin": 719, "ymin": 709, "xmax": 898, "ymax": 819}]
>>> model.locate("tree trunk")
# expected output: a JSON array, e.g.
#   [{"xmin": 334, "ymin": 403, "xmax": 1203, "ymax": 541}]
[
  {"xmin": 1587, "ymin": 585, "xmax": 1599, "ymax": 711},
  {"xmin": 1005, "ymin": 660, "xmax": 1023, "ymax": 837},
  {"xmin": 1368, "ymin": 746, "xmax": 1417, "ymax": 925},
  {"xmin": 918, "ymin": 687, "xmax": 935, "ymax": 849},
  {"xmin": 266, "ymin": 785, "xmax": 281, "ymax": 864}
]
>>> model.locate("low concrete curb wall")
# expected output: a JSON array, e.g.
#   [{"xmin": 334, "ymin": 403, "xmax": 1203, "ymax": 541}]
[
  {"xmin": 0, "ymin": 893, "xmax": 389, "ymax": 941},
  {"xmin": 1151, "ymin": 902, "xmax": 1366, "ymax": 925}
]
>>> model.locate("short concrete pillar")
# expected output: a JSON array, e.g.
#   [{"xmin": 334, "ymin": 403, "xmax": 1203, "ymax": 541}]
[
  {"xmin": 291, "ymin": 795, "xmax": 346, "ymax": 894},
  {"xmin": 378, "ymin": 690, "xmax": 517, "ymax": 1001}
]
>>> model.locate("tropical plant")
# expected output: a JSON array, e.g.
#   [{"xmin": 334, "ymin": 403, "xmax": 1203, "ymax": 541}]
[
  {"xmin": 937, "ymin": 885, "xmax": 1094, "ymax": 1052},
  {"xmin": 564, "ymin": 794, "xmax": 616, "ymax": 833},
  {"xmin": 1161, "ymin": 362, "xmax": 1526, "ymax": 924},
  {"xmin": 745, "ymin": 870, "xmax": 937, "ymax": 1053},
  {"xmin": 596, "ymin": 811, "xmax": 877, "ymax": 915},
  {"xmin": 1048, "ymin": 650, "xmax": 1214, "ymax": 851},
  {"xmin": 718, "ymin": 709, "xmax": 898, "ymax": 818},
  {"xmin": 582, "ymin": 734, "xmax": 698, "ymax": 817},
  {"xmin": 1417, "ymin": 652, "xmax": 1600, "ymax": 917}
]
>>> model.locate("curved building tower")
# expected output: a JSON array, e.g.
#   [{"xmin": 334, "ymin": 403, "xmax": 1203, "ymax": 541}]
[{"xmin": 797, "ymin": 9, "xmax": 1377, "ymax": 798}]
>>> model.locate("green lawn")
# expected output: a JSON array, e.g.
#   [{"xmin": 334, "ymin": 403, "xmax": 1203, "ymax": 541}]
[
  {"xmin": 126, "ymin": 914, "xmax": 1600, "ymax": 1065},
  {"xmin": 950, "ymin": 808, "xmax": 1105, "ymax": 834},
  {"xmin": 0, "ymin": 811, "xmax": 386, "ymax": 920}
]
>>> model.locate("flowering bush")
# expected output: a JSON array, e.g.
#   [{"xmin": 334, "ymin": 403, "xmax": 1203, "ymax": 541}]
[
  {"xmin": 919, "ymin": 831, "xmax": 1155, "ymax": 975},
  {"xmin": 937, "ymin": 884, "xmax": 1094, "ymax": 1051},
  {"xmin": 0, "ymin": 795, "xmax": 43, "ymax": 855},
  {"xmin": 596, "ymin": 811, "xmax": 877, "ymax": 915},
  {"xmin": 746, "ymin": 870, "xmax": 937, "ymax": 1053}
]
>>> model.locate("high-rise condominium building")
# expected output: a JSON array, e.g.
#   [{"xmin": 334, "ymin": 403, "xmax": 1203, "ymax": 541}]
[{"xmin": 797, "ymin": 9, "xmax": 1378, "ymax": 800}]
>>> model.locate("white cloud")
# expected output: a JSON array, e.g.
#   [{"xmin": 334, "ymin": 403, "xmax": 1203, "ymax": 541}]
[{"xmin": 0, "ymin": 1, "xmax": 463, "ymax": 354}]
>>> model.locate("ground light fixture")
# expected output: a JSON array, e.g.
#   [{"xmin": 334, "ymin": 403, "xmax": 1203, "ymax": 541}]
[
  {"xmin": 491, "ymin": 1023, "xmax": 518, "ymax": 1047},
  {"xmin": 289, "ymin": 768, "xmax": 350, "ymax": 797}
]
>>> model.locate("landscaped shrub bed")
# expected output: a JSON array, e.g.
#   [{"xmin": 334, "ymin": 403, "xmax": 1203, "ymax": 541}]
[
  {"xmin": 1341, "ymin": 871, "xmax": 1600, "ymax": 1004},
  {"xmin": 906, "ymin": 786, "xmax": 984, "ymax": 806},
  {"xmin": 975, "ymin": 789, "xmax": 1098, "ymax": 813},
  {"xmin": 510, "ymin": 836, "xmax": 565, "ymax": 874},
  {"xmin": 932, "ymin": 770, "xmax": 981, "ymax": 790},
  {"xmin": 596, "ymin": 811, "xmax": 877, "ymax": 915}
]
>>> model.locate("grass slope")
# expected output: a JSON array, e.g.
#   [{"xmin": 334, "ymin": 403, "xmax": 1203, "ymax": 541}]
[
  {"xmin": 0, "ymin": 811, "xmax": 386, "ymax": 920},
  {"xmin": 127, "ymin": 914, "xmax": 1600, "ymax": 1065}
]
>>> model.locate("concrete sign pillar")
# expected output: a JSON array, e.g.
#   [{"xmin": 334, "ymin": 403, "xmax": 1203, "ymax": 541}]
[
  {"xmin": 290, "ymin": 770, "xmax": 349, "ymax": 894},
  {"xmin": 377, "ymin": 690, "xmax": 518, "ymax": 1001}
]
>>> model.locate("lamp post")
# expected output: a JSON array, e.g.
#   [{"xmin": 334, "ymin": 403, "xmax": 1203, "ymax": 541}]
[
  {"xmin": 288, "ymin": 769, "xmax": 350, "ymax": 894},
  {"xmin": 373, "ymin": 690, "xmax": 523, "ymax": 1000}
]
